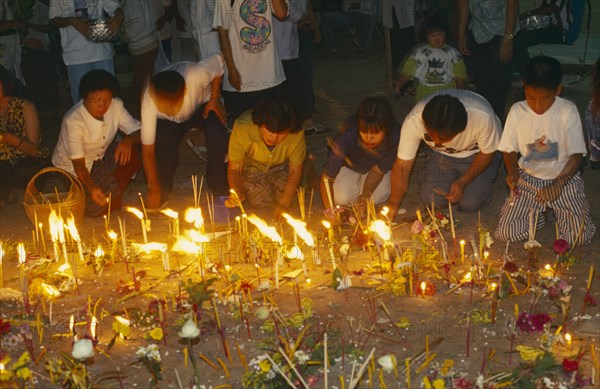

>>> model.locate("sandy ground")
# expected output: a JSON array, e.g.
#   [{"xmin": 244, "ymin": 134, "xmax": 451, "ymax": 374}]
[{"xmin": 0, "ymin": 37, "xmax": 599, "ymax": 388}]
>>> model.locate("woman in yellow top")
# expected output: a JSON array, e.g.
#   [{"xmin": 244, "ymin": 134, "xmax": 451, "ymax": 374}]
[
  {"xmin": 226, "ymin": 98, "xmax": 306, "ymax": 218},
  {"xmin": 0, "ymin": 72, "xmax": 50, "ymax": 208}
]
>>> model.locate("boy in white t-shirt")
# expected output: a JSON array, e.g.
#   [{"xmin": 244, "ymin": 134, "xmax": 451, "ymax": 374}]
[{"xmin": 496, "ymin": 56, "xmax": 596, "ymax": 245}]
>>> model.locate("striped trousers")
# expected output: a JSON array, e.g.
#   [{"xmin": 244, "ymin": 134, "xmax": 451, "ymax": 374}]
[
  {"xmin": 495, "ymin": 171, "xmax": 596, "ymax": 246},
  {"xmin": 242, "ymin": 163, "xmax": 288, "ymax": 208}
]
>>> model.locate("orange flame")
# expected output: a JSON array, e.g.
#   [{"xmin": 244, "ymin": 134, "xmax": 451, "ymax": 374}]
[
  {"xmin": 368, "ymin": 220, "xmax": 391, "ymax": 241},
  {"xmin": 126, "ymin": 206, "xmax": 144, "ymax": 220},
  {"xmin": 282, "ymin": 213, "xmax": 315, "ymax": 247},
  {"xmin": 246, "ymin": 214, "xmax": 282, "ymax": 245},
  {"xmin": 49, "ymin": 210, "xmax": 66, "ymax": 243},
  {"xmin": 94, "ymin": 245, "xmax": 105, "ymax": 258},
  {"xmin": 161, "ymin": 208, "xmax": 178, "ymax": 219},
  {"xmin": 138, "ymin": 242, "xmax": 167, "ymax": 253},
  {"xmin": 184, "ymin": 207, "xmax": 204, "ymax": 229},
  {"xmin": 65, "ymin": 216, "xmax": 81, "ymax": 242},
  {"xmin": 41, "ymin": 282, "xmax": 61, "ymax": 298}
]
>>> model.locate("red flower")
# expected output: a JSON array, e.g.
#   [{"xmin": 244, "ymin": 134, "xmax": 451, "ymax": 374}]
[
  {"xmin": 553, "ymin": 239, "xmax": 569, "ymax": 255},
  {"xmin": 0, "ymin": 318, "xmax": 10, "ymax": 336},
  {"xmin": 562, "ymin": 358, "xmax": 579, "ymax": 373}
]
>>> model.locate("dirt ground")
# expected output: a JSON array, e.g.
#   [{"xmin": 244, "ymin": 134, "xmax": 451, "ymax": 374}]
[{"xmin": 1, "ymin": 39, "xmax": 600, "ymax": 388}]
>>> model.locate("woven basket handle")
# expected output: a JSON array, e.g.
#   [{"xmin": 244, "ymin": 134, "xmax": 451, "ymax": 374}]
[{"xmin": 25, "ymin": 167, "xmax": 85, "ymax": 202}]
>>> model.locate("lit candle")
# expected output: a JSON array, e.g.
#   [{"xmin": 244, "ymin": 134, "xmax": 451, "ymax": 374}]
[
  {"xmin": 161, "ymin": 208, "xmax": 180, "ymax": 237},
  {"xmin": 565, "ymin": 332, "xmax": 572, "ymax": 350},
  {"xmin": 127, "ymin": 207, "xmax": 148, "ymax": 243},
  {"xmin": 18, "ymin": 242, "xmax": 28, "ymax": 313},
  {"xmin": 66, "ymin": 216, "xmax": 85, "ymax": 264},
  {"xmin": 90, "ymin": 316, "xmax": 98, "ymax": 341},
  {"xmin": 49, "ymin": 210, "xmax": 62, "ymax": 260},
  {"xmin": 460, "ymin": 240, "xmax": 465, "ymax": 264},
  {"xmin": 70, "ymin": 314, "xmax": 75, "ymax": 340},
  {"xmin": 108, "ymin": 230, "xmax": 118, "ymax": 263},
  {"xmin": 41, "ymin": 283, "xmax": 60, "ymax": 325},
  {"xmin": 118, "ymin": 216, "xmax": 127, "ymax": 255},
  {"xmin": 322, "ymin": 220, "xmax": 336, "ymax": 269},
  {"xmin": 420, "ymin": 281, "xmax": 427, "ymax": 297},
  {"xmin": 38, "ymin": 222, "xmax": 47, "ymax": 255}
]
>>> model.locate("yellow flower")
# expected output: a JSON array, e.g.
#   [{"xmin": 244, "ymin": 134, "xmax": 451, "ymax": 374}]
[
  {"xmin": 433, "ymin": 378, "xmax": 446, "ymax": 389},
  {"xmin": 15, "ymin": 367, "xmax": 31, "ymax": 380},
  {"xmin": 516, "ymin": 345, "xmax": 545, "ymax": 362},
  {"xmin": 16, "ymin": 352, "xmax": 30, "ymax": 366},
  {"xmin": 112, "ymin": 320, "xmax": 131, "ymax": 338},
  {"xmin": 0, "ymin": 362, "xmax": 12, "ymax": 382},
  {"xmin": 258, "ymin": 358, "xmax": 271, "ymax": 373},
  {"xmin": 440, "ymin": 359, "xmax": 454, "ymax": 376},
  {"xmin": 149, "ymin": 327, "xmax": 164, "ymax": 341}
]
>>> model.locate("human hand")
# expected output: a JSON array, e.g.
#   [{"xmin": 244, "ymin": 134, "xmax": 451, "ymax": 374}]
[
  {"xmin": 21, "ymin": 37, "xmax": 44, "ymax": 51},
  {"xmin": 506, "ymin": 170, "xmax": 519, "ymax": 189},
  {"xmin": 457, "ymin": 35, "xmax": 471, "ymax": 56},
  {"xmin": 203, "ymin": 98, "xmax": 227, "ymax": 125},
  {"xmin": 228, "ymin": 68, "xmax": 242, "ymax": 91},
  {"xmin": 90, "ymin": 186, "xmax": 108, "ymax": 207},
  {"xmin": 224, "ymin": 194, "xmax": 244, "ymax": 208},
  {"xmin": 107, "ymin": 13, "xmax": 124, "ymax": 36},
  {"xmin": 499, "ymin": 38, "xmax": 513, "ymax": 64},
  {"xmin": 72, "ymin": 17, "xmax": 92, "ymax": 38},
  {"xmin": 114, "ymin": 140, "xmax": 133, "ymax": 165},
  {"xmin": 146, "ymin": 185, "xmax": 162, "ymax": 209},
  {"xmin": 446, "ymin": 181, "xmax": 466, "ymax": 204}
]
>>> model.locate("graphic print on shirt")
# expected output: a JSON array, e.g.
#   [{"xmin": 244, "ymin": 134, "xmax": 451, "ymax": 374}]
[
  {"xmin": 523, "ymin": 135, "xmax": 558, "ymax": 162},
  {"xmin": 239, "ymin": 0, "xmax": 271, "ymax": 54},
  {"xmin": 74, "ymin": 0, "xmax": 89, "ymax": 19},
  {"xmin": 425, "ymin": 57, "xmax": 446, "ymax": 85}
]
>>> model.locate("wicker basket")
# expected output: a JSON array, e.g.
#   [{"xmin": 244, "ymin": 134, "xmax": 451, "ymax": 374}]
[{"xmin": 23, "ymin": 167, "xmax": 86, "ymax": 226}]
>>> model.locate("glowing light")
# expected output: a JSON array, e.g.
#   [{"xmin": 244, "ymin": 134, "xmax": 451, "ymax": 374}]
[
  {"xmin": 490, "ymin": 282, "xmax": 497, "ymax": 291},
  {"xmin": 420, "ymin": 282, "xmax": 427, "ymax": 293},
  {"xmin": 286, "ymin": 245, "xmax": 304, "ymax": 260},
  {"xmin": 161, "ymin": 208, "xmax": 178, "ymax": 219},
  {"xmin": 108, "ymin": 230, "xmax": 118, "ymax": 240},
  {"xmin": 40, "ymin": 282, "xmax": 61, "ymax": 298},
  {"xmin": 90, "ymin": 316, "xmax": 98, "ymax": 338},
  {"xmin": 565, "ymin": 333, "xmax": 572, "ymax": 344},
  {"xmin": 368, "ymin": 219, "xmax": 391, "ymax": 241},
  {"xmin": 381, "ymin": 206, "xmax": 389, "ymax": 217},
  {"xmin": 17, "ymin": 242, "xmax": 26, "ymax": 264},
  {"xmin": 172, "ymin": 236, "xmax": 201, "ymax": 254},
  {"xmin": 282, "ymin": 213, "xmax": 315, "ymax": 247},
  {"xmin": 114, "ymin": 315, "xmax": 131, "ymax": 326},
  {"xmin": 65, "ymin": 216, "xmax": 81, "ymax": 242},
  {"xmin": 322, "ymin": 220, "xmax": 331, "ymax": 229},
  {"xmin": 69, "ymin": 315, "xmax": 74, "ymax": 333},
  {"xmin": 126, "ymin": 206, "xmax": 144, "ymax": 220},
  {"xmin": 0, "ymin": 242, "xmax": 4, "ymax": 263},
  {"xmin": 184, "ymin": 207, "xmax": 204, "ymax": 229},
  {"xmin": 94, "ymin": 245, "xmax": 105, "ymax": 258},
  {"xmin": 186, "ymin": 229, "xmax": 210, "ymax": 243},
  {"xmin": 246, "ymin": 214, "xmax": 282, "ymax": 245},
  {"xmin": 137, "ymin": 242, "xmax": 167, "ymax": 253},
  {"xmin": 464, "ymin": 272, "xmax": 472, "ymax": 282},
  {"xmin": 305, "ymin": 278, "xmax": 312, "ymax": 286},
  {"xmin": 57, "ymin": 262, "xmax": 72, "ymax": 274},
  {"xmin": 544, "ymin": 264, "xmax": 552, "ymax": 271},
  {"xmin": 49, "ymin": 210, "xmax": 65, "ymax": 242}
]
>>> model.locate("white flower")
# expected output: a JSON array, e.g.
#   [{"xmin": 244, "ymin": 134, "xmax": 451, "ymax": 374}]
[
  {"xmin": 294, "ymin": 350, "xmax": 310, "ymax": 365},
  {"xmin": 523, "ymin": 240, "xmax": 541, "ymax": 250},
  {"xmin": 377, "ymin": 354, "xmax": 396, "ymax": 373},
  {"xmin": 178, "ymin": 318, "xmax": 200, "ymax": 338},
  {"xmin": 336, "ymin": 275, "xmax": 352, "ymax": 290},
  {"xmin": 72, "ymin": 339, "xmax": 94, "ymax": 360}
]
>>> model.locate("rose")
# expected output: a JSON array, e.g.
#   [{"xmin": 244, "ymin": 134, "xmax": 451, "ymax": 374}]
[
  {"xmin": 72, "ymin": 339, "xmax": 94, "ymax": 360},
  {"xmin": 178, "ymin": 318, "xmax": 200, "ymax": 339},
  {"xmin": 553, "ymin": 239, "xmax": 569, "ymax": 255}
]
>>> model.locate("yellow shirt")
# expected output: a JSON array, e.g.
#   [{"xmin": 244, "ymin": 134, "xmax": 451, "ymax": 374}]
[{"xmin": 228, "ymin": 110, "xmax": 306, "ymax": 172}]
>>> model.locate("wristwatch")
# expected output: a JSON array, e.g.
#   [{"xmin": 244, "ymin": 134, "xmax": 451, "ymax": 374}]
[{"xmin": 504, "ymin": 33, "xmax": 515, "ymax": 40}]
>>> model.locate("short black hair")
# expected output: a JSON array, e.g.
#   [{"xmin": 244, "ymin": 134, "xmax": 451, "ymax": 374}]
[
  {"xmin": 420, "ymin": 14, "xmax": 449, "ymax": 42},
  {"xmin": 150, "ymin": 70, "xmax": 186, "ymax": 101},
  {"xmin": 356, "ymin": 97, "xmax": 394, "ymax": 134},
  {"xmin": 422, "ymin": 95, "xmax": 468, "ymax": 139},
  {"xmin": 252, "ymin": 98, "xmax": 302, "ymax": 133},
  {"xmin": 79, "ymin": 70, "xmax": 120, "ymax": 100},
  {"xmin": 0, "ymin": 66, "xmax": 24, "ymax": 98},
  {"xmin": 522, "ymin": 56, "xmax": 562, "ymax": 90}
]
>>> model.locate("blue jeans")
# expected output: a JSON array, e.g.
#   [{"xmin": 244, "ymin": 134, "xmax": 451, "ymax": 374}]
[
  {"xmin": 418, "ymin": 150, "xmax": 502, "ymax": 212},
  {"xmin": 321, "ymin": 11, "xmax": 375, "ymax": 51},
  {"xmin": 66, "ymin": 59, "xmax": 115, "ymax": 103}
]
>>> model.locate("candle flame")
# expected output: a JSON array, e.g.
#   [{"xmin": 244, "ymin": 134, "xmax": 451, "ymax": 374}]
[
  {"xmin": 114, "ymin": 315, "xmax": 131, "ymax": 326},
  {"xmin": 460, "ymin": 239, "xmax": 466, "ymax": 246},
  {"xmin": 126, "ymin": 206, "xmax": 144, "ymax": 220},
  {"xmin": 57, "ymin": 262, "xmax": 71, "ymax": 274},
  {"xmin": 17, "ymin": 242, "xmax": 26, "ymax": 264},
  {"xmin": 420, "ymin": 281, "xmax": 427, "ymax": 292},
  {"xmin": 0, "ymin": 363, "xmax": 4, "ymax": 371},
  {"xmin": 40, "ymin": 282, "xmax": 61, "ymax": 298},
  {"xmin": 286, "ymin": 245, "xmax": 305, "ymax": 260},
  {"xmin": 108, "ymin": 230, "xmax": 118, "ymax": 240},
  {"xmin": 247, "ymin": 214, "xmax": 282, "ymax": 245},
  {"xmin": 184, "ymin": 207, "xmax": 204, "ymax": 229},
  {"xmin": 69, "ymin": 315, "xmax": 74, "ymax": 333},
  {"xmin": 90, "ymin": 316, "xmax": 98, "ymax": 338},
  {"xmin": 161, "ymin": 208, "xmax": 179, "ymax": 219},
  {"xmin": 172, "ymin": 236, "xmax": 201, "ymax": 254},
  {"xmin": 490, "ymin": 282, "xmax": 497, "ymax": 291},
  {"xmin": 0, "ymin": 242, "xmax": 3, "ymax": 263},
  {"xmin": 282, "ymin": 213, "xmax": 315, "ymax": 247},
  {"xmin": 94, "ymin": 245, "xmax": 105, "ymax": 258},
  {"xmin": 368, "ymin": 219, "xmax": 391, "ymax": 241},
  {"xmin": 381, "ymin": 206, "xmax": 389, "ymax": 216},
  {"xmin": 322, "ymin": 220, "xmax": 331, "ymax": 229},
  {"xmin": 65, "ymin": 216, "xmax": 81, "ymax": 242},
  {"xmin": 565, "ymin": 333, "xmax": 572, "ymax": 343},
  {"xmin": 49, "ymin": 210, "xmax": 66, "ymax": 242},
  {"xmin": 464, "ymin": 272, "xmax": 472, "ymax": 281},
  {"xmin": 544, "ymin": 264, "xmax": 552, "ymax": 270},
  {"xmin": 138, "ymin": 242, "xmax": 167, "ymax": 253}
]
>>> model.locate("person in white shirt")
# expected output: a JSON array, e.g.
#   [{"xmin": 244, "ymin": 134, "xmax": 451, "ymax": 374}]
[
  {"xmin": 189, "ymin": 0, "xmax": 220, "ymax": 59},
  {"xmin": 140, "ymin": 53, "xmax": 227, "ymax": 209},
  {"xmin": 49, "ymin": 0, "xmax": 124, "ymax": 103},
  {"xmin": 52, "ymin": 70, "xmax": 141, "ymax": 217},
  {"xmin": 496, "ymin": 56, "xmax": 595, "ymax": 245},
  {"xmin": 387, "ymin": 89, "xmax": 502, "ymax": 217}
]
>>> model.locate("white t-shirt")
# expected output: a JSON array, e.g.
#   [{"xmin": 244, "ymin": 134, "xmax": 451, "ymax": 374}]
[
  {"xmin": 397, "ymin": 89, "xmax": 501, "ymax": 160},
  {"xmin": 212, "ymin": 0, "xmax": 285, "ymax": 92},
  {"xmin": 190, "ymin": 0, "xmax": 220, "ymax": 59},
  {"xmin": 52, "ymin": 98, "xmax": 140, "ymax": 174},
  {"xmin": 273, "ymin": 0, "xmax": 303, "ymax": 60},
  {"xmin": 49, "ymin": 0, "xmax": 120, "ymax": 65},
  {"xmin": 498, "ymin": 97, "xmax": 586, "ymax": 180},
  {"xmin": 140, "ymin": 54, "xmax": 225, "ymax": 145}
]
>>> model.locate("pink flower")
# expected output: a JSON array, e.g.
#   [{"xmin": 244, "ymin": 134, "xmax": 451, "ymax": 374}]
[
  {"xmin": 410, "ymin": 220, "xmax": 424, "ymax": 234},
  {"xmin": 553, "ymin": 239, "xmax": 569, "ymax": 255}
]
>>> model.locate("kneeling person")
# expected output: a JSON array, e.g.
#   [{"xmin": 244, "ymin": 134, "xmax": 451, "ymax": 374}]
[
  {"xmin": 226, "ymin": 99, "xmax": 305, "ymax": 218},
  {"xmin": 52, "ymin": 70, "xmax": 142, "ymax": 217}
]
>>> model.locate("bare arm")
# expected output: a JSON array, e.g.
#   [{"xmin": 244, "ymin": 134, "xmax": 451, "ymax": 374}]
[
  {"xmin": 503, "ymin": 151, "xmax": 520, "ymax": 188},
  {"xmin": 499, "ymin": 0, "xmax": 519, "ymax": 63},
  {"xmin": 536, "ymin": 154, "xmax": 583, "ymax": 203},
  {"xmin": 386, "ymin": 158, "xmax": 415, "ymax": 217},
  {"xmin": 277, "ymin": 163, "xmax": 303, "ymax": 214},
  {"xmin": 141, "ymin": 143, "xmax": 162, "ymax": 208},
  {"xmin": 203, "ymin": 75, "xmax": 227, "ymax": 124},
  {"xmin": 447, "ymin": 151, "xmax": 496, "ymax": 203},
  {"xmin": 320, "ymin": 174, "xmax": 335, "ymax": 209},
  {"xmin": 457, "ymin": 0, "xmax": 471, "ymax": 56},
  {"xmin": 72, "ymin": 158, "xmax": 107, "ymax": 206},
  {"xmin": 361, "ymin": 165, "xmax": 385, "ymax": 198},
  {"xmin": 217, "ymin": 27, "xmax": 241, "ymax": 90},
  {"xmin": 272, "ymin": 0, "xmax": 288, "ymax": 21}
]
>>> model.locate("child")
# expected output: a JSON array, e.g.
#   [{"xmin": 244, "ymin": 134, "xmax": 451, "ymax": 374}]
[
  {"xmin": 225, "ymin": 99, "xmax": 306, "ymax": 218},
  {"xmin": 394, "ymin": 14, "xmax": 466, "ymax": 102},
  {"xmin": 320, "ymin": 97, "xmax": 400, "ymax": 210},
  {"xmin": 586, "ymin": 57, "xmax": 600, "ymax": 170},
  {"xmin": 495, "ymin": 56, "xmax": 596, "ymax": 246}
]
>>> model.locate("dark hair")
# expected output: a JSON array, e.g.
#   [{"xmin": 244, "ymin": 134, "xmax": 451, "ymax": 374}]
[
  {"xmin": 150, "ymin": 71, "xmax": 186, "ymax": 101},
  {"xmin": 79, "ymin": 70, "xmax": 120, "ymax": 100},
  {"xmin": 522, "ymin": 56, "xmax": 562, "ymax": 90},
  {"xmin": 422, "ymin": 95, "xmax": 468, "ymax": 138},
  {"xmin": 356, "ymin": 97, "xmax": 394, "ymax": 134},
  {"xmin": 0, "ymin": 67, "xmax": 24, "ymax": 98},
  {"xmin": 252, "ymin": 98, "xmax": 302, "ymax": 133},
  {"xmin": 420, "ymin": 14, "xmax": 449, "ymax": 42}
]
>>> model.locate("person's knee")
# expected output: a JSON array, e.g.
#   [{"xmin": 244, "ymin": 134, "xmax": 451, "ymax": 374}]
[
  {"xmin": 458, "ymin": 194, "xmax": 490, "ymax": 213},
  {"xmin": 334, "ymin": 190, "xmax": 355, "ymax": 206}
]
